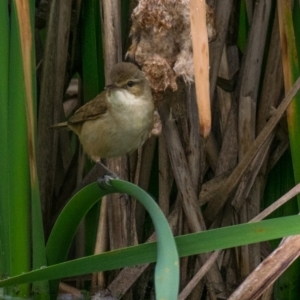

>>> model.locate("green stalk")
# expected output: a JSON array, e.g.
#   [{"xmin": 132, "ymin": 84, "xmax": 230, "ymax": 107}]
[
  {"xmin": 81, "ymin": 0, "xmax": 105, "ymax": 101},
  {"xmin": 237, "ymin": 0, "xmax": 249, "ymax": 52},
  {"xmin": 269, "ymin": 3, "xmax": 300, "ymax": 299},
  {"xmin": 7, "ymin": 2, "xmax": 31, "ymax": 297},
  {"xmin": 263, "ymin": 151, "xmax": 300, "ymax": 299},
  {"xmin": 0, "ymin": 0, "xmax": 10, "ymax": 282},
  {"xmin": 13, "ymin": 1, "xmax": 49, "ymax": 298},
  {"xmin": 277, "ymin": 1, "xmax": 300, "ymax": 205}
]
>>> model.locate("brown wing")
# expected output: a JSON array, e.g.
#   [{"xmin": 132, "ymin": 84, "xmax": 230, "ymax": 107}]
[{"xmin": 68, "ymin": 92, "xmax": 108, "ymax": 124}]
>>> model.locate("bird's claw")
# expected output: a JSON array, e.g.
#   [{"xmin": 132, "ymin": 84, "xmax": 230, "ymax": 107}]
[{"xmin": 97, "ymin": 175, "xmax": 115, "ymax": 189}]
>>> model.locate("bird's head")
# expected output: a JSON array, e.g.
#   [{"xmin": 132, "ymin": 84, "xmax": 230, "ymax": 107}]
[{"xmin": 105, "ymin": 62, "xmax": 151, "ymax": 99}]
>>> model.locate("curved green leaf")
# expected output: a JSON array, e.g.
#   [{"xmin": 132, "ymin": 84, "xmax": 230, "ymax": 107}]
[
  {"xmin": 46, "ymin": 178, "xmax": 179, "ymax": 299},
  {"xmin": 46, "ymin": 183, "xmax": 106, "ymax": 265},
  {"xmin": 100, "ymin": 179, "xmax": 180, "ymax": 300}
]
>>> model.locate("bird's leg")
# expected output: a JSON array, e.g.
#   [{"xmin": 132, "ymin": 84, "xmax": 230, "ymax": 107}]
[{"xmin": 96, "ymin": 161, "xmax": 119, "ymax": 179}]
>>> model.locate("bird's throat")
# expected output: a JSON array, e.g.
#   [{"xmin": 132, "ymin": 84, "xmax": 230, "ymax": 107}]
[{"xmin": 108, "ymin": 89, "xmax": 147, "ymax": 108}]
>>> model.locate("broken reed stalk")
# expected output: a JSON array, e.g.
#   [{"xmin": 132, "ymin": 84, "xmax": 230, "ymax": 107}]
[
  {"xmin": 228, "ymin": 235, "xmax": 300, "ymax": 300},
  {"xmin": 189, "ymin": 0, "xmax": 211, "ymax": 138}
]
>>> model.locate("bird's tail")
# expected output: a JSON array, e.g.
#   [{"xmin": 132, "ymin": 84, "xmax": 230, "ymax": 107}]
[{"xmin": 51, "ymin": 122, "xmax": 68, "ymax": 129}]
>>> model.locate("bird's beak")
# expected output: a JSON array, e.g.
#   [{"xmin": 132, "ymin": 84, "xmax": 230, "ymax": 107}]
[{"xmin": 105, "ymin": 83, "xmax": 117, "ymax": 90}]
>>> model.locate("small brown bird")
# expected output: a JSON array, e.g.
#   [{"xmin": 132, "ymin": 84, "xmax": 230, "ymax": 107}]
[{"xmin": 54, "ymin": 62, "xmax": 154, "ymax": 162}]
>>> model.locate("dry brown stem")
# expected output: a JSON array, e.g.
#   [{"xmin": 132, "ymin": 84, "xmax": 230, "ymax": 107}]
[
  {"xmin": 37, "ymin": 0, "xmax": 73, "ymax": 234},
  {"xmin": 158, "ymin": 97, "xmax": 225, "ymax": 297},
  {"xmin": 204, "ymin": 76, "xmax": 300, "ymax": 224},
  {"xmin": 228, "ymin": 235, "xmax": 300, "ymax": 300}
]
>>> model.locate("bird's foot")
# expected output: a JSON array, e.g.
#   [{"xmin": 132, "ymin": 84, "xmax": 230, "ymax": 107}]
[
  {"xmin": 97, "ymin": 175, "xmax": 115, "ymax": 188},
  {"xmin": 97, "ymin": 174, "xmax": 129, "ymax": 201}
]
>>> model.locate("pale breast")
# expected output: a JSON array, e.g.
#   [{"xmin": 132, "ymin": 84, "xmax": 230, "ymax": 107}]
[
  {"xmin": 110, "ymin": 90, "xmax": 154, "ymax": 133},
  {"xmin": 79, "ymin": 90, "xmax": 154, "ymax": 161}
]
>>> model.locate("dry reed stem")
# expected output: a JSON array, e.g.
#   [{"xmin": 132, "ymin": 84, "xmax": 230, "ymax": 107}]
[
  {"xmin": 236, "ymin": 12, "xmax": 284, "ymax": 283},
  {"xmin": 135, "ymin": 137, "xmax": 157, "ymax": 241},
  {"xmin": 256, "ymin": 9, "xmax": 283, "ymax": 134},
  {"xmin": 138, "ymin": 137, "xmax": 157, "ymax": 191},
  {"xmin": 235, "ymin": 4, "xmax": 272, "ymax": 277},
  {"xmin": 242, "ymin": 12, "xmax": 284, "ymax": 280},
  {"xmin": 189, "ymin": 0, "xmax": 211, "ymax": 138},
  {"xmin": 158, "ymin": 100, "xmax": 206, "ymax": 233},
  {"xmin": 215, "ymin": 96, "xmax": 238, "ymax": 176},
  {"xmin": 244, "ymin": 0, "xmax": 254, "ymax": 23},
  {"xmin": 91, "ymin": 197, "xmax": 108, "ymax": 291},
  {"xmin": 231, "ymin": 136, "xmax": 273, "ymax": 212},
  {"xmin": 205, "ymin": 134, "xmax": 219, "ymax": 173},
  {"xmin": 228, "ymin": 235, "xmax": 300, "ymax": 300},
  {"xmin": 209, "ymin": 0, "xmax": 235, "ymax": 98},
  {"xmin": 101, "ymin": 0, "xmax": 122, "ymax": 77},
  {"xmin": 158, "ymin": 99, "xmax": 225, "ymax": 297},
  {"xmin": 158, "ymin": 135, "xmax": 173, "ymax": 216},
  {"xmin": 199, "ymin": 170, "xmax": 231, "ymax": 206},
  {"xmin": 217, "ymin": 46, "xmax": 239, "ymax": 136},
  {"xmin": 261, "ymin": 285, "xmax": 274, "ymax": 300},
  {"xmin": 37, "ymin": 0, "xmax": 73, "ymax": 232},
  {"xmin": 213, "ymin": 45, "xmax": 239, "ymax": 177},
  {"xmin": 248, "ymin": 13, "xmax": 284, "ymax": 254},
  {"xmin": 186, "ymin": 85, "xmax": 204, "ymax": 187},
  {"xmin": 204, "ymin": 76, "xmax": 300, "ymax": 224},
  {"xmin": 250, "ymin": 183, "xmax": 300, "ymax": 222},
  {"xmin": 267, "ymin": 138, "xmax": 289, "ymax": 172},
  {"xmin": 237, "ymin": 0, "xmax": 271, "ymax": 159},
  {"xmin": 59, "ymin": 282, "xmax": 82, "ymax": 297}
]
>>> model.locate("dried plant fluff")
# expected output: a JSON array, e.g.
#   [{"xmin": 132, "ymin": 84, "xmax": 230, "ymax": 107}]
[{"xmin": 126, "ymin": 0, "xmax": 216, "ymax": 96}]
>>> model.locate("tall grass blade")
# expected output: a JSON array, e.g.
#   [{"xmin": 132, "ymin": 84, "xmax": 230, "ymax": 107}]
[
  {"xmin": 0, "ymin": 0, "xmax": 10, "ymax": 281},
  {"xmin": 1, "ymin": 214, "xmax": 300, "ymax": 288},
  {"xmin": 277, "ymin": 1, "xmax": 300, "ymax": 204},
  {"xmin": 7, "ymin": 1, "xmax": 31, "ymax": 297}
]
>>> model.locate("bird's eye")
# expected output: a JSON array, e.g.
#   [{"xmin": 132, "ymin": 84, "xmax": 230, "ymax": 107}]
[{"xmin": 127, "ymin": 81, "xmax": 134, "ymax": 87}]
